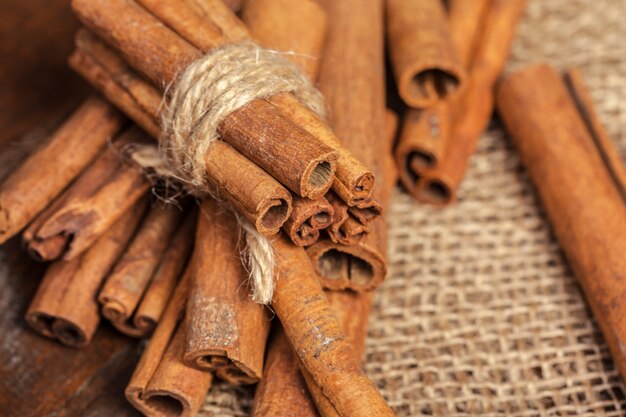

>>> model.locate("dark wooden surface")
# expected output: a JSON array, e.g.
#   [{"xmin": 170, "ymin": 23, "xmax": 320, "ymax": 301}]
[{"xmin": 0, "ymin": 1, "xmax": 142, "ymax": 416}]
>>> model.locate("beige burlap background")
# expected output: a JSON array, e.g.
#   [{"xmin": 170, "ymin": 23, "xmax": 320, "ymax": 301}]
[{"xmin": 199, "ymin": 0, "xmax": 626, "ymax": 415}]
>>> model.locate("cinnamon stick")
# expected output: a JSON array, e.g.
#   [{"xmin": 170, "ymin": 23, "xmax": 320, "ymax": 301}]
[
  {"xmin": 22, "ymin": 126, "xmax": 151, "ymax": 261},
  {"xmin": 133, "ymin": 211, "xmax": 196, "ymax": 334},
  {"xmin": 26, "ymin": 197, "xmax": 148, "ymax": 347},
  {"xmin": 183, "ymin": 198, "xmax": 270, "ymax": 385},
  {"xmin": 387, "ymin": 0, "xmax": 466, "ymax": 108},
  {"xmin": 70, "ymin": 29, "xmax": 293, "ymax": 235},
  {"xmin": 99, "ymin": 202, "xmax": 187, "ymax": 337},
  {"xmin": 251, "ymin": 324, "xmax": 319, "ymax": 417},
  {"xmin": 298, "ymin": 291, "xmax": 374, "ymax": 417},
  {"xmin": 394, "ymin": 0, "xmax": 489, "ymax": 199},
  {"xmin": 418, "ymin": 0, "xmax": 526, "ymax": 205},
  {"xmin": 241, "ymin": 0, "xmax": 327, "ymax": 80},
  {"xmin": 307, "ymin": 0, "xmax": 389, "ymax": 292},
  {"xmin": 272, "ymin": 234, "xmax": 394, "ymax": 417},
  {"xmin": 283, "ymin": 196, "xmax": 333, "ymax": 247},
  {"xmin": 126, "ymin": 268, "xmax": 213, "ymax": 417},
  {"xmin": 497, "ymin": 64, "xmax": 626, "ymax": 379},
  {"xmin": 0, "ymin": 97, "xmax": 126, "ymax": 244},
  {"xmin": 73, "ymin": 0, "xmax": 339, "ymax": 200}
]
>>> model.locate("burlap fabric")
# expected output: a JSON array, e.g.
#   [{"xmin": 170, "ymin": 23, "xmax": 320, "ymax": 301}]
[{"xmin": 199, "ymin": 0, "xmax": 626, "ymax": 415}]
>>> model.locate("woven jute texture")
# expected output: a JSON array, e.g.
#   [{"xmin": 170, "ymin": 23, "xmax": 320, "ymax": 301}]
[{"xmin": 199, "ymin": 0, "xmax": 626, "ymax": 415}]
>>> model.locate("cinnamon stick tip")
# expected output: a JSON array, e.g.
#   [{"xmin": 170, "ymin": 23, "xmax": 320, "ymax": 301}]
[
  {"xmin": 401, "ymin": 66, "xmax": 466, "ymax": 108},
  {"xmin": 126, "ymin": 387, "xmax": 189, "ymax": 417},
  {"xmin": 52, "ymin": 318, "xmax": 89, "ymax": 348},
  {"xmin": 301, "ymin": 154, "xmax": 338, "ymax": 199},
  {"xmin": 415, "ymin": 177, "xmax": 454, "ymax": 207},
  {"xmin": 256, "ymin": 195, "xmax": 293, "ymax": 235}
]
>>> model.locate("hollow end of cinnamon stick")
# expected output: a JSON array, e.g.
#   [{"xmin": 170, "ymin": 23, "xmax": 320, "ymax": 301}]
[
  {"xmin": 401, "ymin": 67, "xmax": 465, "ymax": 109},
  {"xmin": 301, "ymin": 157, "xmax": 337, "ymax": 199},
  {"xmin": 308, "ymin": 244, "xmax": 386, "ymax": 291},
  {"xmin": 51, "ymin": 318, "xmax": 89, "ymax": 348},
  {"xmin": 24, "ymin": 234, "xmax": 69, "ymax": 262},
  {"xmin": 416, "ymin": 176, "xmax": 454, "ymax": 207},
  {"xmin": 126, "ymin": 387, "xmax": 188, "ymax": 417},
  {"xmin": 255, "ymin": 196, "xmax": 292, "ymax": 235},
  {"xmin": 187, "ymin": 351, "xmax": 259, "ymax": 385}
]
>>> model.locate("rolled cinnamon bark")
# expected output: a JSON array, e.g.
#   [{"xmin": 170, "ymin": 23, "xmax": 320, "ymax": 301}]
[
  {"xmin": 272, "ymin": 234, "xmax": 394, "ymax": 417},
  {"xmin": 299, "ymin": 291, "xmax": 374, "ymax": 417},
  {"xmin": 283, "ymin": 196, "xmax": 333, "ymax": 247},
  {"xmin": 387, "ymin": 0, "xmax": 466, "ymax": 108},
  {"xmin": 26, "ymin": 197, "xmax": 148, "ymax": 348},
  {"xmin": 183, "ymin": 198, "xmax": 270, "ymax": 384},
  {"xmin": 0, "ymin": 97, "xmax": 126, "ymax": 244},
  {"xmin": 241, "ymin": 0, "xmax": 327, "ymax": 80},
  {"xmin": 126, "ymin": 268, "xmax": 213, "ymax": 417},
  {"xmin": 307, "ymin": 0, "xmax": 389, "ymax": 292},
  {"xmin": 69, "ymin": 29, "xmax": 293, "ymax": 235},
  {"xmin": 497, "ymin": 64, "xmax": 626, "ymax": 379},
  {"xmin": 418, "ymin": 0, "xmax": 526, "ymax": 205},
  {"xmin": 22, "ymin": 126, "xmax": 151, "ymax": 261},
  {"xmin": 99, "ymin": 202, "xmax": 187, "ymax": 337},
  {"xmin": 251, "ymin": 324, "xmax": 318, "ymax": 417},
  {"xmin": 133, "ymin": 211, "xmax": 196, "ymax": 334},
  {"xmin": 394, "ymin": 0, "xmax": 489, "ymax": 199},
  {"xmin": 72, "ymin": 0, "xmax": 339, "ymax": 200}
]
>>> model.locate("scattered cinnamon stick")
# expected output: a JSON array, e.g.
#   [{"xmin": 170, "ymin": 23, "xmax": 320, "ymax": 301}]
[
  {"xmin": 69, "ymin": 29, "xmax": 294, "ymax": 235},
  {"xmin": 99, "ymin": 201, "xmax": 187, "ymax": 337},
  {"xmin": 26, "ymin": 197, "xmax": 148, "ymax": 347},
  {"xmin": 73, "ymin": 0, "xmax": 340, "ymax": 200},
  {"xmin": 418, "ymin": 0, "xmax": 526, "ymax": 205},
  {"xmin": 0, "ymin": 97, "xmax": 126, "ymax": 244},
  {"xmin": 133, "ymin": 211, "xmax": 196, "ymax": 334},
  {"xmin": 497, "ymin": 64, "xmax": 626, "ymax": 379},
  {"xmin": 272, "ymin": 234, "xmax": 394, "ymax": 417},
  {"xmin": 387, "ymin": 0, "xmax": 466, "ymax": 108},
  {"xmin": 22, "ymin": 126, "xmax": 152, "ymax": 261},
  {"xmin": 283, "ymin": 196, "xmax": 333, "ymax": 247},
  {"xmin": 183, "ymin": 198, "xmax": 270, "ymax": 385},
  {"xmin": 126, "ymin": 268, "xmax": 213, "ymax": 417},
  {"xmin": 394, "ymin": 0, "xmax": 489, "ymax": 199},
  {"xmin": 307, "ymin": 0, "xmax": 389, "ymax": 292}
]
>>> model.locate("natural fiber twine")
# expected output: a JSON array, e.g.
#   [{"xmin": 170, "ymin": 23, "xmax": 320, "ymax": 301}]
[
  {"xmin": 199, "ymin": 0, "xmax": 626, "ymax": 415},
  {"xmin": 161, "ymin": 41, "xmax": 325, "ymax": 305}
]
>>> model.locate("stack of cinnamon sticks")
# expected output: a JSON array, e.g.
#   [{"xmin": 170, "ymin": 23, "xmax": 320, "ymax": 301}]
[{"xmin": 19, "ymin": 0, "xmax": 626, "ymax": 416}]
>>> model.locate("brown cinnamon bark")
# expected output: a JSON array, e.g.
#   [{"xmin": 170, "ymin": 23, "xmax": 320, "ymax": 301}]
[
  {"xmin": 99, "ymin": 202, "xmax": 187, "ymax": 337},
  {"xmin": 387, "ymin": 0, "xmax": 466, "ymax": 108},
  {"xmin": 72, "ymin": 0, "xmax": 339, "ymax": 200},
  {"xmin": 184, "ymin": 198, "xmax": 270, "ymax": 384},
  {"xmin": 272, "ymin": 234, "xmax": 394, "ymax": 417},
  {"xmin": 394, "ymin": 0, "xmax": 489, "ymax": 199},
  {"xmin": 134, "ymin": 211, "xmax": 196, "ymax": 334},
  {"xmin": 126, "ymin": 268, "xmax": 213, "ymax": 417},
  {"xmin": 497, "ymin": 63, "xmax": 626, "ymax": 380},
  {"xmin": 0, "ymin": 97, "xmax": 126, "ymax": 244},
  {"xmin": 251, "ymin": 324, "xmax": 319, "ymax": 417},
  {"xmin": 418, "ymin": 0, "xmax": 526, "ymax": 205},
  {"xmin": 241, "ymin": 0, "xmax": 327, "ymax": 80},
  {"xmin": 307, "ymin": 0, "xmax": 388, "ymax": 291},
  {"xmin": 298, "ymin": 291, "xmax": 374, "ymax": 417},
  {"xmin": 283, "ymin": 196, "xmax": 333, "ymax": 247},
  {"xmin": 69, "ymin": 29, "xmax": 293, "ymax": 235},
  {"xmin": 26, "ymin": 198, "xmax": 148, "ymax": 348},
  {"xmin": 22, "ymin": 126, "xmax": 151, "ymax": 261}
]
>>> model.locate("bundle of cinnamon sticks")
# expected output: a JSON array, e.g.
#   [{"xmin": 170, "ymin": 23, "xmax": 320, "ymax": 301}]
[{"xmin": 17, "ymin": 0, "xmax": 622, "ymax": 416}]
